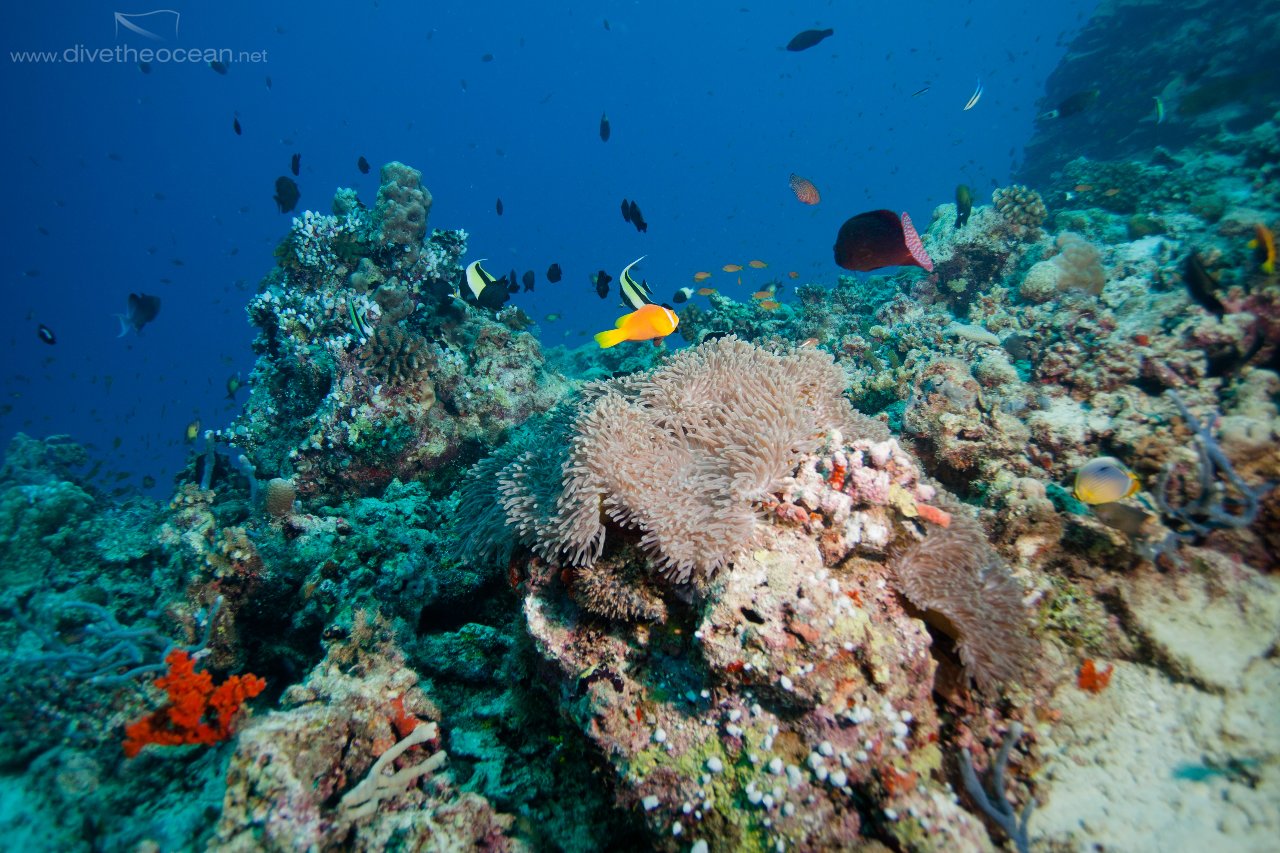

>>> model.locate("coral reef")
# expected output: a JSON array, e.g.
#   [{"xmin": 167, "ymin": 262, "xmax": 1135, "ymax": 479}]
[
  {"xmin": 215, "ymin": 619, "xmax": 518, "ymax": 851},
  {"xmin": 5, "ymin": 40, "xmax": 1280, "ymax": 849},
  {"xmin": 229, "ymin": 163, "xmax": 569, "ymax": 498}
]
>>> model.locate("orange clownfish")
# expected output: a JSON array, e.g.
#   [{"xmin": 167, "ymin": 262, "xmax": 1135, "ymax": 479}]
[{"xmin": 594, "ymin": 303, "xmax": 679, "ymax": 348}]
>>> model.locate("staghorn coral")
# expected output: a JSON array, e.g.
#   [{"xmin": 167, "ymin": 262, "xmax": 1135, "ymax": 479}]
[
  {"xmin": 993, "ymin": 185, "xmax": 1048, "ymax": 229},
  {"xmin": 890, "ymin": 511, "xmax": 1035, "ymax": 693},
  {"xmin": 358, "ymin": 325, "xmax": 434, "ymax": 387}
]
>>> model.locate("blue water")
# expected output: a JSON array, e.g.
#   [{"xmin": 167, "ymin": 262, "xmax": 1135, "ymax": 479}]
[{"xmin": 2, "ymin": 0, "xmax": 1094, "ymax": 493}]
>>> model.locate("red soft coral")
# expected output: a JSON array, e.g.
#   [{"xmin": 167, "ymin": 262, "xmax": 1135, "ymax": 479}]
[{"xmin": 123, "ymin": 650, "xmax": 266, "ymax": 758}]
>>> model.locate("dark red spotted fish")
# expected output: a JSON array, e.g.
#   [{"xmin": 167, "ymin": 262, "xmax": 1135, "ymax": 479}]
[
  {"xmin": 833, "ymin": 210, "xmax": 933, "ymax": 272},
  {"xmin": 789, "ymin": 173, "xmax": 820, "ymax": 205}
]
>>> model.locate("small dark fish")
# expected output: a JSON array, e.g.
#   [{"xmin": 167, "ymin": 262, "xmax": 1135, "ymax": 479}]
[
  {"xmin": 37, "ymin": 324, "xmax": 56, "ymax": 345},
  {"xmin": 496, "ymin": 197, "xmax": 504, "ymax": 216},
  {"xmin": 117, "ymin": 292, "xmax": 162, "ymax": 336},
  {"xmin": 911, "ymin": 86, "xmax": 930, "ymax": 97},
  {"xmin": 547, "ymin": 263, "xmax": 563, "ymax": 283},
  {"xmin": 509, "ymin": 269, "xmax": 520, "ymax": 294},
  {"xmin": 138, "ymin": 61, "xmax": 151, "ymax": 74},
  {"xmin": 621, "ymin": 198, "xmax": 632, "ymax": 223},
  {"xmin": 1183, "ymin": 251, "xmax": 1226, "ymax": 319},
  {"xmin": 265, "ymin": 75, "xmax": 272, "ymax": 89},
  {"xmin": 233, "ymin": 117, "xmax": 242, "ymax": 135},
  {"xmin": 142, "ymin": 475, "xmax": 156, "ymax": 489},
  {"xmin": 672, "ymin": 287, "xmax": 694, "ymax": 304},
  {"xmin": 464, "ymin": 260, "xmax": 511, "ymax": 310},
  {"xmin": 599, "ymin": 111, "xmax": 611, "ymax": 142},
  {"xmin": 209, "ymin": 60, "xmax": 229, "ymax": 75},
  {"xmin": 481, "ymin": 53, "xmax": 494, "ymax": 62},
  {"xmin": 226, "ymin": 375, "xmax": 242, "ymax": 399},
  {"xmin": 629, "ymin": 200, "xmax": 648, "ymax": 233},
  {"xmin": 273, "ymin": 176, "xmax": 300, "ymax": 213},
  {"xmin": 955, "ymin": 184, "xmax": 973, "ymax": 228},
  {"xmin": 357, "ymin": 156, "xmax": 370, "ymax": 174},
  {"xmin": 522, "ymin": 270, "xmax": 535, "ymax": 291},
  {"xmin": 1040, "ymin": 88, "xmax": 1099, "ymax": 120},
  {"xmin": 603, "ymin": 19, "xmax": 610, "ymax": 30},
  {"xmin": 290, "ymin": 153, "xmax": 300, "ymax": 176},
  {"xmin": 786, "ymin": 28, "xmax": 834, "ymax": 52},
  {"xmin": 594, "ymin": 270, "xmax": 612, "ymax": 299}
]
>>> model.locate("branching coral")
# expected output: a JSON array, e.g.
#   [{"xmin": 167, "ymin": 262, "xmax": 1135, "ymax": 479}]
[
  {"xmin": 1154, "ymin": 389, "xmax": 1271, "ymax": 536},
  {"xmin": 890, "ymin": 511, "xmax": 1035, "ymax": 692},
  {"xmin": 960, "ymin": 723, "xmax": 1033, "ymax": 853},
  {"xmin": 338, "ymin": 721, "xmax": 445, "ymax": 820}
]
